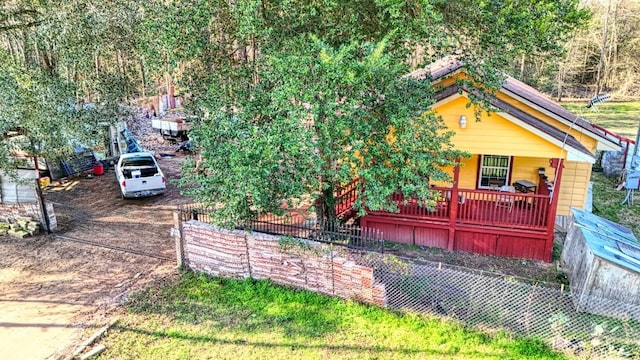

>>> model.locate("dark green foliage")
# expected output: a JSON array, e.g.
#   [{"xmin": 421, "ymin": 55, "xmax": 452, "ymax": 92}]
[
  {"xmin": 0, "ymin": 1, "xmax": 133, "ymax": 168},
  {"xmin": 1, "ymin": 0, "xmax": 589, "ymax": 209},
  {"xmin": 164, "ymin": 0, "xmax": 588, "ymax": 225}
]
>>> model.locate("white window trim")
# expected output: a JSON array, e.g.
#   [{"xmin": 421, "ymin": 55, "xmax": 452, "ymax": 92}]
[{"xmin": 477, "ymin": 155, "xmax": 512, "ymax": 190}]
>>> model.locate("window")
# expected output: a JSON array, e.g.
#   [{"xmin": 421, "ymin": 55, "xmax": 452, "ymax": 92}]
[{"xmin": 478, "ymin": 155, "xmax": 511, "ymax": 189}]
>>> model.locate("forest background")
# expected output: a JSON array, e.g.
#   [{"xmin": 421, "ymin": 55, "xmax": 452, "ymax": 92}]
[{"xmin": 1, "ymin": 0, "xmax": 639, "ymax": 224}]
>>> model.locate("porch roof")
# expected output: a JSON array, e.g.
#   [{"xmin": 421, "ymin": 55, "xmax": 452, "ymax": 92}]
[{"xmin": 407, "ymin": 56, "xmax": 621, "ymax": 152}]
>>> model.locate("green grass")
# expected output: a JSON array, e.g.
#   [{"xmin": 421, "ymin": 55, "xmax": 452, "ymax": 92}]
[
  {"xmin": 591, "ymin": 171, "xmax": 640, "ymax": 236},
  {"xmin": 97, "ymin": 272, "xmax": 566, "ymax": 360},
  {"xmin": 560, "ymin": 100, "xmax": 640, "ymax": 235},
  {"xmin": 561, "ymin": 101, "xmax": 640, "ymax": 139}
]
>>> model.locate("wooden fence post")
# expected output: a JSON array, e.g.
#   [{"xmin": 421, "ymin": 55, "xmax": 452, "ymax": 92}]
[{"xmin": 173, "ymin": 211, "xmax": 185, "ymax": 268}]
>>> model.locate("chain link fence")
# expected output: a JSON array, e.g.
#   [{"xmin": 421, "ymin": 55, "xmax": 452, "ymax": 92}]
[
  {"xmin": 177, "ymin": 205, "xmax": 640, "ymax": 358},
  {"xmin": 356, "ymin": 253, "xmax": 640, "ymax": 358}
]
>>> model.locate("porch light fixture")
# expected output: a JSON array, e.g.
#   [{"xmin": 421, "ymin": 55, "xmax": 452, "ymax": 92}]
[
  {"xmin": 538, "ymin": 167, "xmax": 546, "ymax": 175},
  {"xmin": 459, "ymin": 115, "xmax": 467, "ymax": 129}
]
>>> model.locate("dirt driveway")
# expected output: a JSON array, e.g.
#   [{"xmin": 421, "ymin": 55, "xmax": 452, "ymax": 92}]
[{"xmin": 0, "ymin": 153, "xmax": 191, "ymax": 360}]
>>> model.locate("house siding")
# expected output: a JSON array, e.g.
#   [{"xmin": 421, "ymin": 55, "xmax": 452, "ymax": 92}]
[
  {"xmin": 431, "ymin": 158, "xmax": 478, "ymax": 189},
  {"xmin": 0, "ymin": 170, "xmax": 38, "ymax": 203},
  {"xmin": 556, "ymin": 161, "xmax": 591, "ymax": 216},
  {"xmin": 433, "ymin": 94, "xmax": 594, "ymax": 216},
  {"xmin": 434, "ymin": 156, "xmax": 553, "ymax": 191},
  {"xmin": 460, "ymin": 156, "xmax": 479, "ymax": 189},
  {"xmin": 511, "ymin": 157, "xmax": 549, "ymax": 185},
  {"xmin": 434, "ymin": 96, "xmax": 566, "ymax": 158}
]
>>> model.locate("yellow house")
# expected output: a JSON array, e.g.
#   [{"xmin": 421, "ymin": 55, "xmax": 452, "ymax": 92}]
[{"xmin": 357, "ymin": 57, "xmax": 621, "ymax": 262}]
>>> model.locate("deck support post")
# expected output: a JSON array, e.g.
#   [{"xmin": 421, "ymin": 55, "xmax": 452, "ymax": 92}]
[
  {"xmin": 543, "ymin": 158, "xmax": 564, "ymax": 262},
  {"xmin": 447, "ymin": 157, "xmax": 461, "ymax": 251}
]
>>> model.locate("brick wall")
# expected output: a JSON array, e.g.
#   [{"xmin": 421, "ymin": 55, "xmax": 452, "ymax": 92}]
[
  {"xmin": 178, "ymin": 220, "xmax": 386, "ymax": 307},
  {"xmin": 0, "ymin": 201, "xmax": 57, "ymax": 231}
]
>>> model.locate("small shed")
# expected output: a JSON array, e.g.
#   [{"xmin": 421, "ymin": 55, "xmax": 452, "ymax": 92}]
[
  {"xmin": 0, "ymin": 169, "xmax": 38, "ymax": 203},
  {"xmin": 561, "ymin": 208, "xmax": 640, "ymax": 321}
]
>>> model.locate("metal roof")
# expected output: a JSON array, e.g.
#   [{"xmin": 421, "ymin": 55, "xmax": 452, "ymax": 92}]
[{"xmin": 571, "ymin": 208, "xmax": 640, "ymax": 274}]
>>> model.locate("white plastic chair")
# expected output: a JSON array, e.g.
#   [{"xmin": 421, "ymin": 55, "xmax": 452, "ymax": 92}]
[{"xmin": 496, "ymin": 185, "xmax": 516, "ymax": 213}]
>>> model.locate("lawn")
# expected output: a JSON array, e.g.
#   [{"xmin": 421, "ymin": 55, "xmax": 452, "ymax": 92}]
[
  {"xmin": 591, "ymin": 171, "xmax": 640, "ymax": 236},
  {"xmin": 561, "ymin": 101, "xmax": 640, "ymax": 139},
  {"xmin": 94, "ymin": 103, "xmax": 640, "ymax": 360},
  {"xmin": 561, "ymin": 100, "xmax": 640, "ymax": 236},
  {"xmin": 96, "ymin": 273, "xmax": 566, "ymax": 360}
]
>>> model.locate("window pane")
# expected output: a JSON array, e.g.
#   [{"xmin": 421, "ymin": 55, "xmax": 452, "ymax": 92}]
[{"xmin": 479, "ymin": 155, "xmax": 511, "ymax": 189}]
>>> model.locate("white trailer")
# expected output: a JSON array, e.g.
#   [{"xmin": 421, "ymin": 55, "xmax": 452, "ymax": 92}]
[{"xmin": 151, "ymin": 117, "xmax": 190, "ymax": 142}]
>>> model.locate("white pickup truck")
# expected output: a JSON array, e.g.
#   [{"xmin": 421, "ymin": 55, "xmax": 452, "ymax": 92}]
[{"xmin": 115, "ymin": 152, "xmax": 166, "ymax": 198}]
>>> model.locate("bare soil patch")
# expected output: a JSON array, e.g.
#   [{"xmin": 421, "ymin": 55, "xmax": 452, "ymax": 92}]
[
  {"xmin": 0, "ymin": 141, "xmax": 566, "ymax": 359},
  {"xmin": 386, "ymin": 241, "xmax": 564, "ymax": 285},
  {"xmin": 0, "ymin": 152, "xmax": 191, "ymax": 360}
]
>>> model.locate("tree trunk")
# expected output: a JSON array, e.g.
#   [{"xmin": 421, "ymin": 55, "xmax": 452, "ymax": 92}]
[
  {"xmin": 317, "ymin": 185, "xmax": 338, "ymax": 228},
  {"xmin": 557, "ymin": 63, "xmax": 564, "ymax": 102},
  {"xmin": 139, "ymin": 58, "xmax": 146, "ymax": 98},
  {"xmin": 21, "ymin": 29, "xmax": 28, "ymax": 65},
  {"xmin": 117, "ymin": 49, "xmax": 128, "ymax": 100},
  {"xmin": 605, "ymin": 1, "xmax": 619, "ymax": 91},
  {"xmin": 95, "ymin": 51, "xmax": 100, "ymax": 77},
  {"xmin": 314, "ymin": 95, "xmax": 339, "ymax": 228},
  {"xmin": 595, "ymin": 0, "xmax": 612, "ymax": 95}
]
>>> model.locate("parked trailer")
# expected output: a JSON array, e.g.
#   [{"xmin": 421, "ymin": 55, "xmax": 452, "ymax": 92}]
[{"xmin": 151, "ymin": 117, "xmax": 189, "ymax": 142}]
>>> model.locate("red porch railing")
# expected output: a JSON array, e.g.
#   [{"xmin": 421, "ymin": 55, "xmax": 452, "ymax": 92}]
[
  {"xmin": 356, "ymin": 159, "xmax": 562, "ymax": 262},
  {"xmin": 335, "ymin": 179, "xmax": 360, "ymax": 218},
  {"xmin": 388, "ymin": 191, "xmax": 452, "ymax": 219},
  {"xmin": 367, "ymin": 187, "xmax": 550, "ymax": 230},
  {"xmin": 454, "ymin": 189, "xmax": 549, "ymax": 229}
]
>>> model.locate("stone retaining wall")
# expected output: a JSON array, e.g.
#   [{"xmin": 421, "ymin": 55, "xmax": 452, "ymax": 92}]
[{"xmin": 177, "ymin": 219, "xmax": 386, "ymax": 307}]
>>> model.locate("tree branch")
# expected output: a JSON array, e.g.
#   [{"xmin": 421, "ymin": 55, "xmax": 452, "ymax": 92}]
[
  {"xmin": 0, "ymin": 20, "xmax": 43, "ymax": 32},
  {"xmin": 0, "ymin": 8, "xmax": 43, "ymax": 32}
]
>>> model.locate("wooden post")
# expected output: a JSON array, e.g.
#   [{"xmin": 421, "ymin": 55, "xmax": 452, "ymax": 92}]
[
  {"xmin": 33, "ymin": 156, "xmax": 52, "ymax": 234},
  {"xmin": 543, "ymin": 158, "xmax": 564, "ymax": 262},
  {"xmin": 447, "ymin": 157, "xmax": 461, "ymax": 251},
  {"xmin": 173, "ymin": 211, "xmax": 184, "ymax": 268},
  {"xmin": 169, "ymin": 85, "xmax": 176, "ymax": 109}
]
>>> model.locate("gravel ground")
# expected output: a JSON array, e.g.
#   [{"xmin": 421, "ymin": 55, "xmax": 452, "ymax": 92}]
[{"xmin": 126, "ymin": 108, "xmax": 189, "ymax": 153}]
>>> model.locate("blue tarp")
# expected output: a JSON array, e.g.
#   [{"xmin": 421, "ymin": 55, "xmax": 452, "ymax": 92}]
[
  {"xmin": 571, "ymin": 208, "xmax": 640, "ymax": 274},
  {"xmin": 121, "ymin": 129, "xmax": 143, "ymax": 153}
]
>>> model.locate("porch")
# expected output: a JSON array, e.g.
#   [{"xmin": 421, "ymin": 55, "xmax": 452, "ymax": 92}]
[
  {"xmin": 379, "ymin": 188, "xmax": 551, "ymax": 230},
  {"xmin": 339, "ymin": 159, "xmax": 564, "ymax": 262}
]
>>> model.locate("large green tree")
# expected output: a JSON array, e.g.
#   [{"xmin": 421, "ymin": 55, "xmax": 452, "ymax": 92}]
[
  {"xmin": 149, "ymin": 0, "xmax": 590, "ymax": 225},
  {"xmin": 3, "ymin": 0, "xmax": 588, "ymax": 224},
  {"xmin": 0, "ymin": 0, "xmax": 141, "ymax": 169},
  {"xmin": 181, "ymin": 37, "xmax": 465, "ymax": 225}
]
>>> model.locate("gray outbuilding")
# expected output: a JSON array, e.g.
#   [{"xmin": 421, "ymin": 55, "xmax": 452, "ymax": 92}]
[{"xmin": 561, "ymin": 208, "xmax": 640, "ymax": 321}]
